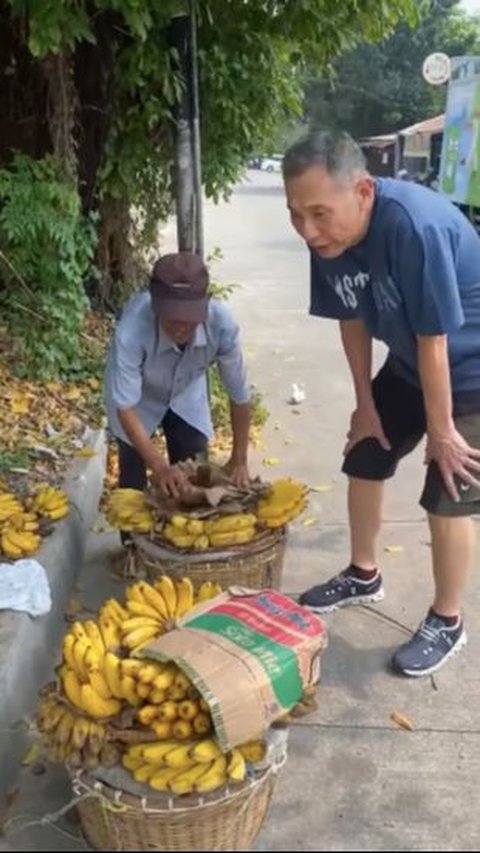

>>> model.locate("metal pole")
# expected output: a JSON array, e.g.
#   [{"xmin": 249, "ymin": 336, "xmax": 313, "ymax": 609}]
[{"xmin": 190, "ymin": 0, "xmax": 204, "ymax": 257}]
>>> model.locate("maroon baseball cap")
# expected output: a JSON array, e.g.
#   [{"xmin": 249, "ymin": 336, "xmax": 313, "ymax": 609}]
[{"xmin": 150, "ymin": 253, "xmax": 209, "ymax": 323}]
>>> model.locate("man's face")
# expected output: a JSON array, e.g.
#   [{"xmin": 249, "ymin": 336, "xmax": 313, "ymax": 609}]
[
  {"xmin": 160, "ymin": 317, "xmax": 198, "ymax": 345},
  {"xmin": 285, "ymin": 165, "xmax": 375, "ymax": 259}
]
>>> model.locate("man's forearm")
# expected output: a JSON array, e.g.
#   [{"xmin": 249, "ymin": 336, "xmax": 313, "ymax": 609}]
[
  {"xmin": 340, "ymin": 319, "xmax": 374, "ymax": 407},
  {"xmin": 417, "ymin": 335, "xmax": 454, "ymax": 436},
  {"xmin": 229, "ymin": 401, "xmax": 251, "ymax": 461},
  {"xmin": 117, "ymin": 408, "xmax": 167, "ymax": 472}
]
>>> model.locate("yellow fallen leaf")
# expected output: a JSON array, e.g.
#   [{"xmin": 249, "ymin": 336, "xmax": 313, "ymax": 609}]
[
  {"xmin": 87, "ymin": 377, "xmax": 100, "ymax": 390},
  {"xmin": 302, "ymin": 516, "xmax": 318, "ymax": 527},
  {"xmin": 284, "ymin": 439, "xmax": 300, "ymax": 446},
  {"xmin": 74, "ymin": 448, "xmax": 98, "ymax": 458},
  {"xmin": 245, "ymin": 346, "xmax": 257, "ymax": 355},
  {"xmin": 22, "ymin": 742, "xmax": 41, "ymax": 766},
  {"xmin": 390, "ymin": 711, "xmax": 415, "ymax": 731},
  {"xmin": 385, "ymin": 545, "xmax": 404, "ymax": 554},
  {"xmin": 311, "ymin": 484, "xmax": 332, "ymax": 493},
  {"xmin": 263, "ymin": 457, "xmax": 280, "ymax": 466},
  {"xmin": 63, "ymin": 387, "xmax": 82, "ymax": 401},
  {"xmin": 9, "ymin": 393, "xmax": 31, "ymax": 415}
]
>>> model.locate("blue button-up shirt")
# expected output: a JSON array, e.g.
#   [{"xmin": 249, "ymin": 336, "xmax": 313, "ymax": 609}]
[{"xmin": 105, "ymin": 291, "xmax": 250, "ymax": 444}]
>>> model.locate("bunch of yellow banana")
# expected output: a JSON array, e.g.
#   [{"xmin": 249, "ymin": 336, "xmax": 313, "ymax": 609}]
[
  {"xmin": 162, "ymin": 513, "xmax": 257, "ymax": 550},
  {"xmin": 59, "ymin": 620, "xmax": 124, "ymax": 719},
  {"xmin": 36, "ymin": 693, "xmax": 114, "ymax": 769},
  {"xmin": 256, "ymin": 478, "xmax": 307, "ymax": 528},
  {"xmin": 30, "ymin": 485, "xmax": 70, "ymax": 520},
  {"xmin": 106, "ymin": 488, "xmax": 155, "ymax": 533},
  {"xmin": 1, "ymin": 512, "xmax": 41, "ymax": 558},
  {"xmin": 195, "ymin": 580, "xmax": 222, "ymax": 603},
  {"xmin": 122, "ymin": 737, "xmax": 247, "ymax": 795},
  {"xmin": 0, "ymin": 492, "xmax": 24, "ymax": 523},
  {"xmin": 136, "ymin": 686, "xmax": 213, "ymax": 741},
  {"xmin": 121, "ymin": 576, "xmax": 199, "ymax": 648}
]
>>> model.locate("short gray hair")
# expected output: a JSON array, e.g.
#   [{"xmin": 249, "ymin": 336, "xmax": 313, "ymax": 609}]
[{"xmin": 282, "ymin": 128, "xmax": 367, "ymax": 183}]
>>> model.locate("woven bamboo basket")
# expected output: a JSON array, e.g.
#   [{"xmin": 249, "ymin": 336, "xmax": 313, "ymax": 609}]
[
  {"xmin": 71, "ymin": 763, "xmax": 280, "ymax": 852},
  {"xmin": 132, "ymin": 527, "xmax": 287, "ymax": 590}
]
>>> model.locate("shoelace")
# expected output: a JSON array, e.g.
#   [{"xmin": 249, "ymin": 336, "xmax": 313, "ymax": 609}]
[{"xmin": 418, "ymin": 620, "xmax": 451, "ymax": 645}]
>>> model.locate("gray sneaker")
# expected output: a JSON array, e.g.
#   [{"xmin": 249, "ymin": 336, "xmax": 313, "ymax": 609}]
[
  {"xmin": 299, "ymin": 568, "xmax": 384, "ymax": 613},
  {"xmin": 392, "ymin": 612, "xmax": 467, "ymax": 677}
]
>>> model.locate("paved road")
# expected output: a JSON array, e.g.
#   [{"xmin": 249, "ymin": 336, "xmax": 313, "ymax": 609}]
[{"xmin": 4, "ymin": 171, "xmax": 480, "ymax": 852}]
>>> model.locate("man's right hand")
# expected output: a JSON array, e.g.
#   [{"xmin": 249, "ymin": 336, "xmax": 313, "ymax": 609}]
[
  {"xmin": 343, "ymin": 404, "xmax": 392, "ymax": 456},
  {"xmin": 152, "ymin": 462, "xmax": 191, "ymax": 498}
]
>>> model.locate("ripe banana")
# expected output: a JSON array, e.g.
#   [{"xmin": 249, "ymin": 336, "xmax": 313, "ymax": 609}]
[
  {"xmin": 175, "ymin": 578, "xmax": 194, "ymax": 618},
  {"xmin": 192, "ymin": 712, "xmax": 212, "ymax": 736},
  {"xmin": 104, "ymin": 652, "xmax": 125, "ymax": 700},
  {"xmin": 163, "ymin": 743, "xmax": 195, "ymax": 770},
  {"xmin": 99, "ymin": 614, "xmax": 121, "ymax": 650},
  {"xmin": 149, "ymin": 766, "xmax": 184, "ymax": 791},
  {"xmin": 238, "ymin": 740, "xmax": 266, "ymax": 764},
  {"xmin": 177, "ymin": 700, "xmax": 198, "ymax": 721},
  {"xmin": 154, "ymin": 700, "xmax": 176, "ymax": 722},
  {"xmin": 190, "ymin": 739, "xmax": 223, "ymax": 764},
  {"xmin": 137, "ymin": 582, "xmax": 169, "ymax": 620},
  {"xmin": 61, "ymin": 667, "xmax": 84, "ymax": 712},
  {"xmin": 172, "ymin": 720, "xmax": 193, "ymax": 740},
  {"xmin": 84, "ymin": 621, "xmax": 105, "ymax": 657},
  {"xmin": 122, "ymin": 624, "xmax": 161, "ymax": 651},
  {"xmin": 150, "ymin": 720, "xmax": 173, "ymax": 739},
  {"xmin": 195, "ymin": 756, "xmax": 228, "ymax": 793},
  {"xmin": 227, "ymin": 748, "xmax": 246, "ymax": 782},
  {"xmin": 154, "ymin": 576, "xmax": 177, "ymax": 618},
  {"xmin": 169, "ymin": 762, "xmax": 209, "ymax": 795},
  {"xmin": 79, "ymin": 684, "xmax": 122, "ymax": 719}
]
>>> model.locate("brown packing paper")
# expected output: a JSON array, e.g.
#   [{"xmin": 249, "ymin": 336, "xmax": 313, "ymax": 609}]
[{"xmin": 135, "ymin": 587, "xmax": 327, "ymax": 751}]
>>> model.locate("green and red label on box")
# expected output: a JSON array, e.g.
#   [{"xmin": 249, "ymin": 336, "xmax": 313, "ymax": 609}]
[{"xmin": 140, "ymin": 588, "xmax": 327, "ymax": 751}]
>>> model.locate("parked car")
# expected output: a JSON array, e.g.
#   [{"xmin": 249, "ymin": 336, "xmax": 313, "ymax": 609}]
[{"xmin": 260, "ymin": 155, "xmax": 282, "ymax": 173}]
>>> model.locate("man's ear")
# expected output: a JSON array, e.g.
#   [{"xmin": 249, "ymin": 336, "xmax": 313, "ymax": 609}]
[{"xmin": 355, "ymin": 176, "xmax": 375, "ymax": 210}]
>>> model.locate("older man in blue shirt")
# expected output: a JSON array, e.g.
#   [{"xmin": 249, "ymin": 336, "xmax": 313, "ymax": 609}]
[
  {"xmin": 283, "ymin": 128, "xmax": 480, "ymax": 678},
  {"xmin": 105, "ymin": 253, "xmax": 251, "ymax": 541}
]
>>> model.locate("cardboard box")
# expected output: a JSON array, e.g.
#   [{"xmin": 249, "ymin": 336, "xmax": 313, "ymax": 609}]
[{"xmin": 136, "ymin": 587, "xmax": 327, "ymax": 751}]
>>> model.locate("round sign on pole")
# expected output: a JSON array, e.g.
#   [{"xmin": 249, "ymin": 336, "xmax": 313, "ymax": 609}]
[{"xmin": 422, "ymin": 52, "xmax": 451, "ymax": 86}]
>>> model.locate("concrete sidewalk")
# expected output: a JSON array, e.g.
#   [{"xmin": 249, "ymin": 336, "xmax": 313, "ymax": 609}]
[{"xmin": 2, "ymin": 172, "xmax": 480, "ymax": 851}]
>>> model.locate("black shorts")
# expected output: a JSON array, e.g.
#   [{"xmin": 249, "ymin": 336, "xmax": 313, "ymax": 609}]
[{"xmin": 342, "ymin": 361, "xmax": 480, "ymax": 517}]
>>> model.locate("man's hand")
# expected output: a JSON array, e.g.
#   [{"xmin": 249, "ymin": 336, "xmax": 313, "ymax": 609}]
[
  {"xmin": 225, "ymin": 457, "xmax": 250, "ymax": 488},
  {"xmin": 344, "ymin": 404, "xmax": 392, "ymax": 456},
  {"xmin": 426, "ymin": 427, "xmax": 480, "ymax": 502},
  {"xmin": 152, "ymin": 462, "xmax": 191, "ymax": 499}
]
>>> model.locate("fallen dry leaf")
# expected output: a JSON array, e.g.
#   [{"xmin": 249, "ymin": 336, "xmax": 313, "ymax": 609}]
[
  {"xmin": 64, "ymin": 597, "xmax": 83, "ymax": 618},
  {"xmin": 9, "ymin": 392, "xmax": 31, "ymax": 415},
  {"xmin": 390, "ymin": 711, "xmax": 415, "ymax": 731},
  {"xmin": 385, "ymin": 545, "xmax": 404, "ymax": 554},
  {"xmin": 263, "ymin": 457, "xmax": 281, "ymax": 466},
  {"xmin": 22, "ymin": 741, "xmax": 41, "ymax": 766},
  {"xmin": 302, "ymin": 516, "xmax": 318, "ymax": 527},
  {"xmin": 74, "ymin": 448, "xmax": 98, "ymax": 458},
  {"xmin": 284, "ymin": 438, "xmax": 300, "ymax": 446},
  {"xmin": 311, "ymin": 484, "xmax": 332, "ymax": 493}
]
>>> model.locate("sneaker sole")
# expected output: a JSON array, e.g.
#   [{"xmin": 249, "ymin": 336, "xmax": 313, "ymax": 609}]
[
  {"xmin": 394, "ymin": 629, "xmax": 468, "ymax": 678},
  {"xmin": 302, "ymin": 588, "xmax": 385, "ymax": 614}
]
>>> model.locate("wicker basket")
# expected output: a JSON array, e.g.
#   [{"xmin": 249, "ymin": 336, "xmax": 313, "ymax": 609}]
[
  {"xmin": 72, "ymin": 764, "xmax": 280, "ymax": 852},
  {"xmin": 132, "ymin": 527, "xmax": 287, "ymax": 591}
]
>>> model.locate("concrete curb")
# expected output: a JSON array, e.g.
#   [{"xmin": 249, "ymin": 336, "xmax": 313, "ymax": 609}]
[{"xmin": 0, "ymin": 428, "xmax": 107, "ymax": 797}]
